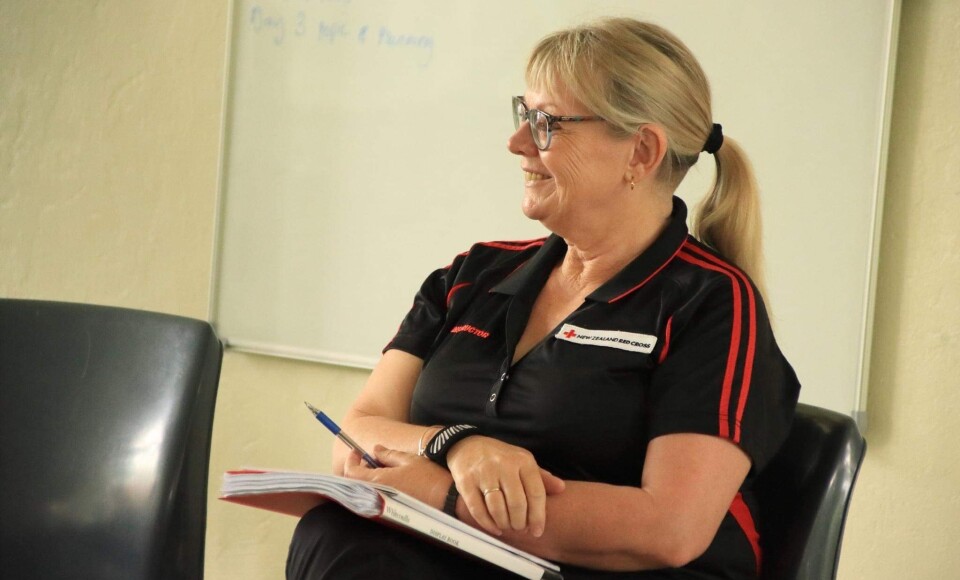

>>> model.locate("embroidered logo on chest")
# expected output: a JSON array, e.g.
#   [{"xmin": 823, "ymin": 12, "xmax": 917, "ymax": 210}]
[
  {"xmin": 450, "ymin": 324, "xmax": 490, "ymax": 339},
  {"xmin": 555, "ymin": 323, "xmax": 657, "ymax": 354}
]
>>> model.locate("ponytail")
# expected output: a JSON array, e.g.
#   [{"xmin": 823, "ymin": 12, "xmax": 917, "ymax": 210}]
[{"xmin": 693, "ymin": 137, "xmax": 766, "ymax": 296}]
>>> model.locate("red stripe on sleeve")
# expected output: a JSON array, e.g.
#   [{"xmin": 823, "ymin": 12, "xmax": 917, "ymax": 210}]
[
  {"xmin": 446, "ymin": 282, "xmax": 472, "ymax": 308},
  {"xmin": 677, "ymin": 250, "xmax": 742, "ymax": 439},
  {"xmin": 729, "ymin": 492, "xmax": 762, "ymax": 575},
  {"xmin": 682, "ymin": 242, "xmax": 757, "ymax": 442}
]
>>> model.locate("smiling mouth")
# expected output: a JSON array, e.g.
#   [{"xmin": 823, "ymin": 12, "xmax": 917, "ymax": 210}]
[{"xmin": 524, "ymin": 171, "xmax": 550, "ymax": 182}]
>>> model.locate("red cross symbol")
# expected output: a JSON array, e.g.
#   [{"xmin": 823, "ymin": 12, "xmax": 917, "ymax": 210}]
[{"xmin": 563, "ymin": 329, "xmax": 577, "ymax": 338}]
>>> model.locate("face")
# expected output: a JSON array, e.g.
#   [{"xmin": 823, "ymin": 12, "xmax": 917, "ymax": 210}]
[{"xmin": 507, "ymin": 87, "xmax": 636, "ymax": 232}]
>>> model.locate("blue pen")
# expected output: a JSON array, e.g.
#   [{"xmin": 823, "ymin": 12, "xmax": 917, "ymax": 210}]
[{"xmin": 304, "ymin": 402, "xmax": 383, "ymax": 468}]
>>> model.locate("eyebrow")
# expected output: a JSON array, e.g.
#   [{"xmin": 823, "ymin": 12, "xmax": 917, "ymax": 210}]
[{"xmin": 521, "ymin": 95, "xmax": 558, "ymax": 110}]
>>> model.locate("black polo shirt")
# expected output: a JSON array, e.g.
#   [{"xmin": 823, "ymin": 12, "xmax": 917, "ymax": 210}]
[{"xmin": 385, "ymin": 197, "xmax": 800, "ymax": 579}]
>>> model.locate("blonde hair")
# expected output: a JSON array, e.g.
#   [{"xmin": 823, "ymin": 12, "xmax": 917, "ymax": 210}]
[{"xmin": 526, "ymin": 18, "xmax": 765, "ymax": 292}]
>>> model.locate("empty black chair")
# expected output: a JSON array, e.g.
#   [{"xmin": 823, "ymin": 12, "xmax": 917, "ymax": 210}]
[
  {"xmin": 0, "ymin": 299, "xmax": 222, "ymax": 580},
  {"xmin": 755, "ymin": 403, "xmax": 867, "ymax": 580}
]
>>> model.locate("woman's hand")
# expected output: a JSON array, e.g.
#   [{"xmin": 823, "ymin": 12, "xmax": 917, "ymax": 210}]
[
  {"xmin": 446, "ymin": 436, "xmax": 565, "ymax": 538},
  {"xmin": 343, "ymin": 445, "xmax": 452, "ymax": 510}
]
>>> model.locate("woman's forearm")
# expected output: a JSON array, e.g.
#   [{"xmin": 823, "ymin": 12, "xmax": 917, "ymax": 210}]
[
  {"xmin": 329, "ymin": 349, "xmax": 428, "ymax": 474},
  {"xmin": 453, "ymin": 433, "xmax": 750, "ymax": 571},
  {"xmin": 332, "ymin": 413, "xmax": 438, "ymax": 474},
  {"xmin": 453, "ymin": 480, "xmax": 685, "ymax": 570}
]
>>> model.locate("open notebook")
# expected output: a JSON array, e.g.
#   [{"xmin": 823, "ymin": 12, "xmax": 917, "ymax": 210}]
[{"xmin": 220, "ymin": 469, "xmax": 563, "ymax": 579}]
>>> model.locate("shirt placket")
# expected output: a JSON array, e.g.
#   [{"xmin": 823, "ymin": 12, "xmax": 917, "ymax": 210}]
[{"xmin": 485, "ymin": 293, "xmax": 532, "ymax": 418}]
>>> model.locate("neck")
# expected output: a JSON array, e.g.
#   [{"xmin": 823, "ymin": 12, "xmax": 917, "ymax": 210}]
[{"xmin": 553, "ymin": 195, "xmax": 673, "ymax": 295}]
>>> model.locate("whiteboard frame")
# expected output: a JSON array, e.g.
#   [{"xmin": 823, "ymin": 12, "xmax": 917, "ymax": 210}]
[{"xmin": 852, "ymin": 0, "xmax": 902, "ymax": 430}]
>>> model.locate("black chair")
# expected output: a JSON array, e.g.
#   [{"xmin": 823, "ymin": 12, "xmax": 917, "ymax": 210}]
[
  {"xmin": 0, "ymin": 299, "xmax": 223, "ymax": 580},
  {"xmin": 755, "ymin": 403, "xmax": 867, "ymax": 580}
]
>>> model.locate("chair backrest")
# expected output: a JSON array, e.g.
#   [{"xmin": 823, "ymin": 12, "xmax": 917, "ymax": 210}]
[
  {"xmin": 754, "ymin": 403, "xmax": 866, "ymax": 580},
  {"xmin": 0, "ymin": 299, "xmax": 222, "ymax": 580}
]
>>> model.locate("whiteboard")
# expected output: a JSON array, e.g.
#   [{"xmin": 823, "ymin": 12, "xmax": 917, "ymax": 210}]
[{"xmin": 211, "ymin": 0, "xmax": 900, "ymax": 421}]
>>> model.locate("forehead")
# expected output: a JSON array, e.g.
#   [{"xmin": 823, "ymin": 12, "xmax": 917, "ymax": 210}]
[{"xmin": 522, "ymin": 85, "xmax": 589, "ymax": 114}]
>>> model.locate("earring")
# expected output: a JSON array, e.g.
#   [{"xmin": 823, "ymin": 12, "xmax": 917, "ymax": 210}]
[{"xmin": 626, "ymin": 173, "xmax": 635, "ymax": 190}]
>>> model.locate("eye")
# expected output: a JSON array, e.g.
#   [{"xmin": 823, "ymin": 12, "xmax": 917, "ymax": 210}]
[{"xmin": 532, "ymin": 110, "xmax": 550, "ymax": 131}]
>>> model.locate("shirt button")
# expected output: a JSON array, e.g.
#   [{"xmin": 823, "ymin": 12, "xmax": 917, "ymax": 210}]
[
  {"xmin": 489, "ymin": 393, "xmax": 497, "ymax": 402},
  {"xmin": 500, "ymin": 372, "xmax": 509, "ymax": 382}
]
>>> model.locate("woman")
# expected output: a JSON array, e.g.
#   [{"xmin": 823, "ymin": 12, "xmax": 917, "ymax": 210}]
[{"xmin": 288, "ymin": 17, "xmax": 799, "ymax": 580}]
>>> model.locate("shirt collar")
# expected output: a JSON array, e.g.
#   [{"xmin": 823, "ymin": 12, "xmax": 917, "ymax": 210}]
[
  {"xmin": 489, "ymin": 234, "xmax": 566, "ymax": 298},
  {"xmin": 588, "ymin": 196, "xmax": 689, "ymax": 303},
  {"xmin": 491, "ymin": 197, "xmax": 689, "ymax": 303}
]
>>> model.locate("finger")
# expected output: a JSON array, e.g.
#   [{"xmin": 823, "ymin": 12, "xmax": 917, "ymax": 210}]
[
  {"xmin": 520, "ymin": 467, "xmax": 548, "ymax": 536},
  {"xmin": 372, "ymin": 445, "xmax": 405, "ymax": 468},
  {"xmin": 342, "ymin": 450, "xmax": 363, "ymax": 477},
  {"xmin": 540, "ymin": 468, "xmax": 567, "ymax": 495},
  {"xmin": 460, "ymin": 486, "xmax": 502, "ymax": 536},
  {"xmin": 496, "ymin": 470, "xmax": 536, "ymax": 530},
  {"xmin": 482, "ymin": 485, "xmax": 512, "ymax": 531}
]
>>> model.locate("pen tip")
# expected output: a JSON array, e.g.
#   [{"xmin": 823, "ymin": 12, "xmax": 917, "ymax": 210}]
[{"xmin": 304, "ymin": 401, "xmax": 320, "ymax": 415}]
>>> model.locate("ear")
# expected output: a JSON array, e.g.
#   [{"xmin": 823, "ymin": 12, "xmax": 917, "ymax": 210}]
[{"xmin": 628, "ymin": 124, "xmax": 669, "ymax": 179}]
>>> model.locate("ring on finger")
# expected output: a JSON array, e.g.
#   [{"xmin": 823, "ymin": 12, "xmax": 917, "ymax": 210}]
[{"xmin": 481, "ymin": 487, "xmax": 502, "ymax": 498}]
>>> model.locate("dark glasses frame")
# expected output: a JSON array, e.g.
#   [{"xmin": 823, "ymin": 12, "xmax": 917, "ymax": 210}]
[{"xmin": 512, "ymin": 96, "xmax": 605, "ymax": 151}]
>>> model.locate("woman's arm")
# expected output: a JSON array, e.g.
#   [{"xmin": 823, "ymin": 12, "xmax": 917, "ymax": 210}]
[
  {"xmin": 340, "ymin": 353, "xmax": 747, "ymax": 571},
  {"xmin": 337, "ymin": 350, "xmax": 563, "ymax": 533},
  {"xmin": 339, "ymin": 351, "xmax": 748, "ymax": 569},
  {"xmin": 451, "ymin": 432, "xmax": 751, "ymax": 571},
  {"xmin": 331, "ymin": 349, "xmax": 436, "ymax": 475}
]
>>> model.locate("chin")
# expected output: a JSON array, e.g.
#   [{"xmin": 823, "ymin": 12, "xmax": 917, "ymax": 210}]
[
  {"xmin": 521, "ymin": 188, "xmax": 556, "ymax": 221},
  {"xmin": 522, "ymin": 204, "xmax": 562, "ymax": 236},
  {"xmin": 521, "ymin": 198, "xmax": 547, "ymax": 222}
]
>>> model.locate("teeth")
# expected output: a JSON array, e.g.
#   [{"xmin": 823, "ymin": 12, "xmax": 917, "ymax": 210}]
[{"xmin": 524, "ymin": 171, "xmax": 548, "ymax": 181}]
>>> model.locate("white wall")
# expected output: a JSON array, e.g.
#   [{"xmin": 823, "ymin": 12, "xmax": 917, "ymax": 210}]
[{"xmin": 2, "ymin": 1, "xmax": 958, "ymax": 578}]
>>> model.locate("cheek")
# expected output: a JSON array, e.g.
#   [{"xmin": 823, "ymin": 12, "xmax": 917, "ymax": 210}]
[{"xmin": 546, "ymin": 144, "xmax": 592, "ymax": 188}]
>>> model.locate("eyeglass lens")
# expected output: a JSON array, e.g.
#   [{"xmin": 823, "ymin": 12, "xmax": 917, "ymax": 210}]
[{"xmin": 513, "ymin": 97, "xmax": 550, "ymax": 150}]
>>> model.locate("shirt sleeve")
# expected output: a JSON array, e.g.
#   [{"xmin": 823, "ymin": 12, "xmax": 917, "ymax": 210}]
[
  {"xmin": 382, "ymin": 255, "xmax": 465, "ymax": 359},
  {"xmin": 648, "ymin": 277, "xmax": 800, "ymax": 472}
]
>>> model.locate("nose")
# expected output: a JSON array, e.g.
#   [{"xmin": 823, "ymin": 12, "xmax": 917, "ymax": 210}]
[{"xmin": 507, "ymin": 121, "xmax": 538, "ymax": 157}]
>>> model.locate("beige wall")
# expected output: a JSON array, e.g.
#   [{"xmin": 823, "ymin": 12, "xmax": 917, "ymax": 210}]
[
  {"xmin": 837, "ymin": 0, "xmax": 960, "ymax": 576},
  {"xmin": 2, "ymin": 1, "xmax": 957, "ymax": 578}
]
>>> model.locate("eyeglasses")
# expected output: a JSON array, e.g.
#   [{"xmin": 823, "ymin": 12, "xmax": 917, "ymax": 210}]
[{"xmin": 512, "ymin": 96, "xmax": 605, "ymax": 151}]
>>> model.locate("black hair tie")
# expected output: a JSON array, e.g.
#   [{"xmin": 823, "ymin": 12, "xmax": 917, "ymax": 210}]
[{"xmin": 702, "ymin": 123, "xmax": 723, "ymax": 154}]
